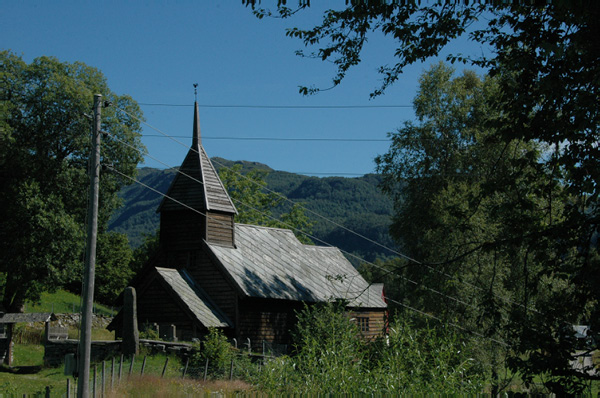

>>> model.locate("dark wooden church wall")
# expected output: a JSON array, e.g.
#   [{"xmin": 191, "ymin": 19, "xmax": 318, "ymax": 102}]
[
  {"xmin": 237, "ymin": 298, "xmax": 302, "ymax": 350},
  {"xmin": 186, "ymin": 250, "xmax": 237, "ymax": 321},
  {"xmin": 137, "ymin": 279, "xmax": 197, "ymax": 341},
  {"xmin": 160, "ymin": 210, "xmax": 204, "ymax": 252}
]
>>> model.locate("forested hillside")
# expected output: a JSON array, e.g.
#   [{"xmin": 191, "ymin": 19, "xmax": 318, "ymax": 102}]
[{"xmin": 109, "ymin": 158, "xmax": 395, "ymax": 263}]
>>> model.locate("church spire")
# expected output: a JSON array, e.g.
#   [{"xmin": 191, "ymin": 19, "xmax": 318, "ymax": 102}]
[
  {"xmin": 192, "ymin": 83, "xmax": 200, "ymax": 147},
  {"xmin": 193, "ymin": 100, "xmax": 201, "ymax": 147}
]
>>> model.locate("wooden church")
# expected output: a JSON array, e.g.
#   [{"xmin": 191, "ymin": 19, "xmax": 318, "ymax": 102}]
[{"xmin": 110, "ymin": 103, "xmax": 387, "ymax": 349}]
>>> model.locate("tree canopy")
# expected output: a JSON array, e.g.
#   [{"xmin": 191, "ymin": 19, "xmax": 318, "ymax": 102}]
[
  {"xmin": 219, "ymin": 164, "xmax": 313, "ymax": 244},
  {"xmin": 0, "ymin": 51, "xmax": 145, "ymax": 311},
  {"xmin": 245, "ymin": 3, "xmax": 599, "ymax": 393},
  {"xmin": 375, "ymin": 62, "xmax": 597, "ymax": 394}
]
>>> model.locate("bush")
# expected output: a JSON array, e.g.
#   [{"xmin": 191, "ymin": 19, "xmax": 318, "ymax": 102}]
[
  {"xmin": 139, "ymin": 323, "xmax": 160, "ymax": 340},
  {"xmin": 190, "ymin": 328, "xmax": 235, "ymax": 379}
]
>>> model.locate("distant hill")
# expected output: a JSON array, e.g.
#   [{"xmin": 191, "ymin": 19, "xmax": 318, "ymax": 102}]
[{"xmin": 109, "ymin": 158, "xmax": 396, "ymax": 263}]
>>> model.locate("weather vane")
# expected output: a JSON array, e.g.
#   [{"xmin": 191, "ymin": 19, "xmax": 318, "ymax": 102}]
[{"xmin": 193, "ymin": 83, "xmax": 198, "ymax": 102}]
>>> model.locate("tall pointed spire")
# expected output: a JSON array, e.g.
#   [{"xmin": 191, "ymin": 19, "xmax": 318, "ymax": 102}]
[{"xmin": 192, "ymin": 101, "xmax": 201, "ymax": 147}]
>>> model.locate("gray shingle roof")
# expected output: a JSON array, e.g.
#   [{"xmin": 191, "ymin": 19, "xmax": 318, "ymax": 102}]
[
  {"xmin": 207, "ymin": 224, "xmax": 387, "ymax": 308},
  {"xmin": 158, "ymin": 103, "xmax": 236, "ymax": 215},
  {"xmin": 156, "ymin": 267, "xmax": 232, "ymax": 328}
]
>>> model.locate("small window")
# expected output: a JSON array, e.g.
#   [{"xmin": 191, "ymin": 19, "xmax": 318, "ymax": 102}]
[{"xmin": 356, "ymin": 317, "xmax": 370, "ymax": 332}]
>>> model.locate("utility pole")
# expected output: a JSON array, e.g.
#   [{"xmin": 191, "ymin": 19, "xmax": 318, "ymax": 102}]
[{"xmin": 77, "ymin": 94, "xmax": 102, "ymax": 398}]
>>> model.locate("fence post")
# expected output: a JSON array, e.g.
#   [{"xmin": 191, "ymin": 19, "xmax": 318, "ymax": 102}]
[
  {"xmin": 203, "ymin": 358, "xmax": 209, "ymax": 381},
  {"xmin": 111, "ymin": 357, "xmax": 115, "ymax": 389},
  {"xmin": 229, "ymin": 358, "xmax": 234, "ymax": 380},
  {"xmin": 247, "ymin": 338, "xmax": 251, "ymax": 354},
  {"xmin": 182, "ymin": 357, "xmax": 189, "ymax": 379},
  {"xmin": 141, "ymin": 355, "xmax": 147, "ymax": 376},
  {"xmin": 93, "ymin": 364, "xmax": 97, "ymax": 398},
  {"xmin": 119, "ymin": 354, "xmax": 123, "ymax": 382},
  {"xmin": 129, "ymin": 354, "xmax": 135, "ymax": 376},
  {"xmin": 161, "ymin": 357, "xmax": 169, "ymax": 378},
  {"xmin": 45, "ymin": 385, "xmax": 50, "ymax": 398},
  {"xmin": 101, "ymin": 361, "xmax": 105, "ymax": 397},
  {"xmin": 67, "ymin": 378, "xmax": 71, "ymax": 398}
]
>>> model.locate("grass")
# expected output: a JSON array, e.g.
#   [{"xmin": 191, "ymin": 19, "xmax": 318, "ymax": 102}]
[
  {"xmin": 106, "ymin": 377, "xmax": 254, "ymax": 397},
  {"xmin": 25, "ymin": 289, "xmax": 116, "ymax": 316},
  {"xmin": 0, "ymin": 346, "xmax": 189, "ymax": 396}
]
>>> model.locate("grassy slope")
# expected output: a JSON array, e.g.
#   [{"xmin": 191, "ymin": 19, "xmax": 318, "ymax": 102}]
[{"xmin": 26, "ymin": 289, "xmax": 116, "ymax": 317}]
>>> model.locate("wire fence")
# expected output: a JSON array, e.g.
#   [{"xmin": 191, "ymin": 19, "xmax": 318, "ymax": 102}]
[{"xmin": 56, "ymin": 351, "xmax": 274, "ymax": 397}]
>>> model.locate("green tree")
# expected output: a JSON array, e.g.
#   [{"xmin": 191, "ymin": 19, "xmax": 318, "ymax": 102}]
[
  {"xmin": 246, "ymin": 3, "xmax": 599, "ymax": 393},
  {"xmin": 219, "ymin": 164, "xmax": 313, "ymax": 244},
  {"xmin": 0, "ymin": 51, "xmax": 145, "ymax": 312},
  {"xmin": 249, "ymin": 1, "xmax": 599, "ymax": 203},
  {"xmin": 94, "ymin": 232, "xmax": 134, "ymax": 304},
  {"xmin": 375, "ymin": 63, "xmax": 597, "ymax": 393}
]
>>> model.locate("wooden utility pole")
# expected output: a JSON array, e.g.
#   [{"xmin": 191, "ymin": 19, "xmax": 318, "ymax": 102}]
[{"xmin": 77, "ymin": 94, "xmax": 102, "ymax": 398}]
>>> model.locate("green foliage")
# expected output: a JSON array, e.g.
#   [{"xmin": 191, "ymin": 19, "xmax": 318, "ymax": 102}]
[
  {"xmin": 372, "ymin": 317, "xmax": 485, "ymax": 394},
  {"xmin": 253, "ymin": 302, "xmax": 485, "ymax": 395},
  {"xmin": 374, "ymin": 63, "xmax": 599, "ymax": 394},
  {"xmin": 12, "ymin": 324, "xmax": 45, "ymax": 345},
  {"xmin": 191, "ymin": 328, "xmax": 235, "ymax": 379},
  {"xmin": 219, "ymin": 164, "xmax": 314, "ymax": 244},
  {"xmin": 0, "ymin": 51, "xmax": 145, "ymax": 312},
  {"xmin": 139, "ymin": 322, "xmax": 160, "ymax": 340},
  {"xmin": 291, "ymin": 302, "xmax": 366, "ymax": 394},
  {"xmin": 93, "ymin": 232, "xmax": 134, "ymax": 304}
]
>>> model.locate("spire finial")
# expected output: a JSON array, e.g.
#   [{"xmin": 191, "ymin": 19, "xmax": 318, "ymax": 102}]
[{"xmin": 193, "ymin": 83, "xmax": 198, "ymax": 102}]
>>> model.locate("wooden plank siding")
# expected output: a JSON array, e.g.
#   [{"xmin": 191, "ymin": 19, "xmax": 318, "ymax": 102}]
[
  {"xmin": 237, "ymin": 298, "xmax": 302, "ymax": 351},
  {"xmin": 186, "ymin": 250, "xmax": 237, "ymax": 322},
  {"xmin": 137, "ymin": 279, "xmax": 201, "ymax": 341},
  {"xmin": 160, "ymin": 211, "xmax": 204, "ymax": 253},
  {"xmin": 348, "ymin": 309, "xmax": 387, "ymax": 340},
  {"xmin": 206, "ymin": 211, "xmax": 234, "ymax": 247}
]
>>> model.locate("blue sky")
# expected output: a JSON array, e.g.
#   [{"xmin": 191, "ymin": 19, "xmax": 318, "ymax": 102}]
[{"xmin": 2, "ymin": 1, "xmax": 486, "ymax": 177}]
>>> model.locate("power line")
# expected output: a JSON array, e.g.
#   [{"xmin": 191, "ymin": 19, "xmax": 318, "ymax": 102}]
[
  {"xmin": 104, "ymin": 127, "xmax": 521, "ymax": 348},
  {"xmin": 103, "ymin": 160, "xmax": 497, "ymax": 341},
  {"xmin": 115, "ymin": 105, "xmax": 544, "ymax": 317},
  {"xmin": 383, "ymin": 295, "xmax": 510, "ymax": 347},
  {"xmin": 104, "ymin": 130, "xmax": 483, "ymax": 312},
  {"xmin": 139, "ymin": 102, "xmax": 413, "ymax": 109},
  {"xmin": 142, "ymin": 135, "xmax": 390, "ymax": 142}
]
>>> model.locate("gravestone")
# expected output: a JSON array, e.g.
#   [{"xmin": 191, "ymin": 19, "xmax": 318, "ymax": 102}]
[{"xmin": 122, "ymin": 287, "xmax": 139, "ymax": 355}]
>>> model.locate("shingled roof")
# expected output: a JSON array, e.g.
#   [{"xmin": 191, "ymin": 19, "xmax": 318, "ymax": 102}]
[
  {"xmin": 155, "ymin": 267, "xmax": 232, "ymax": 328},
  {"xmin": 206, "ymin": 224, "xmax": 387, "ymax": 308},
  {"xmin": 158, "ymin": 102, "xmax": 237, "ymax": 214}
]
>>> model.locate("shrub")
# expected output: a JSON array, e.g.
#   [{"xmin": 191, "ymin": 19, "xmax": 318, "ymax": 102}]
[{"xmin": 190, "ymin": 328, "xmax": 235, "ymax": 379}]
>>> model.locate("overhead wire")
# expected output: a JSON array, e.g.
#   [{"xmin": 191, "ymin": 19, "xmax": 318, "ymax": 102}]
[
  {"xmin": 114, "ymin": 105, "xmax": 544, "ymax": 319},
  {"xmin": 104, "ymin": 161, "xmax": 504, "ymax": 347},
  {"xmin": 103, "ymin": 129, "xmax": 494, "ymax": 331},
  {"xmin": 138, "ymin": 102, "xmax": 413, "ymax": 109},
  {"xmin": 142, "ymin": 135, "xmax": 390, "ymax": 142}
]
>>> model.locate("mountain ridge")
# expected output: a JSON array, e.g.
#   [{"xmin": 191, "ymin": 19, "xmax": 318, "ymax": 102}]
[{"xmin": 109, "ymin": 159, "xmax": 396, "ymax": 263}]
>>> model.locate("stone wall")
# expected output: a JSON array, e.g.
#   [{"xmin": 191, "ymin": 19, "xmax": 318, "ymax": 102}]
[
  {"xmin": 44, "ymin": 340, "xmax": 121, "ymax": 367},
  {"xmin": 44, "ymin": 339, "xmax": 194, "ymax": 367}
]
